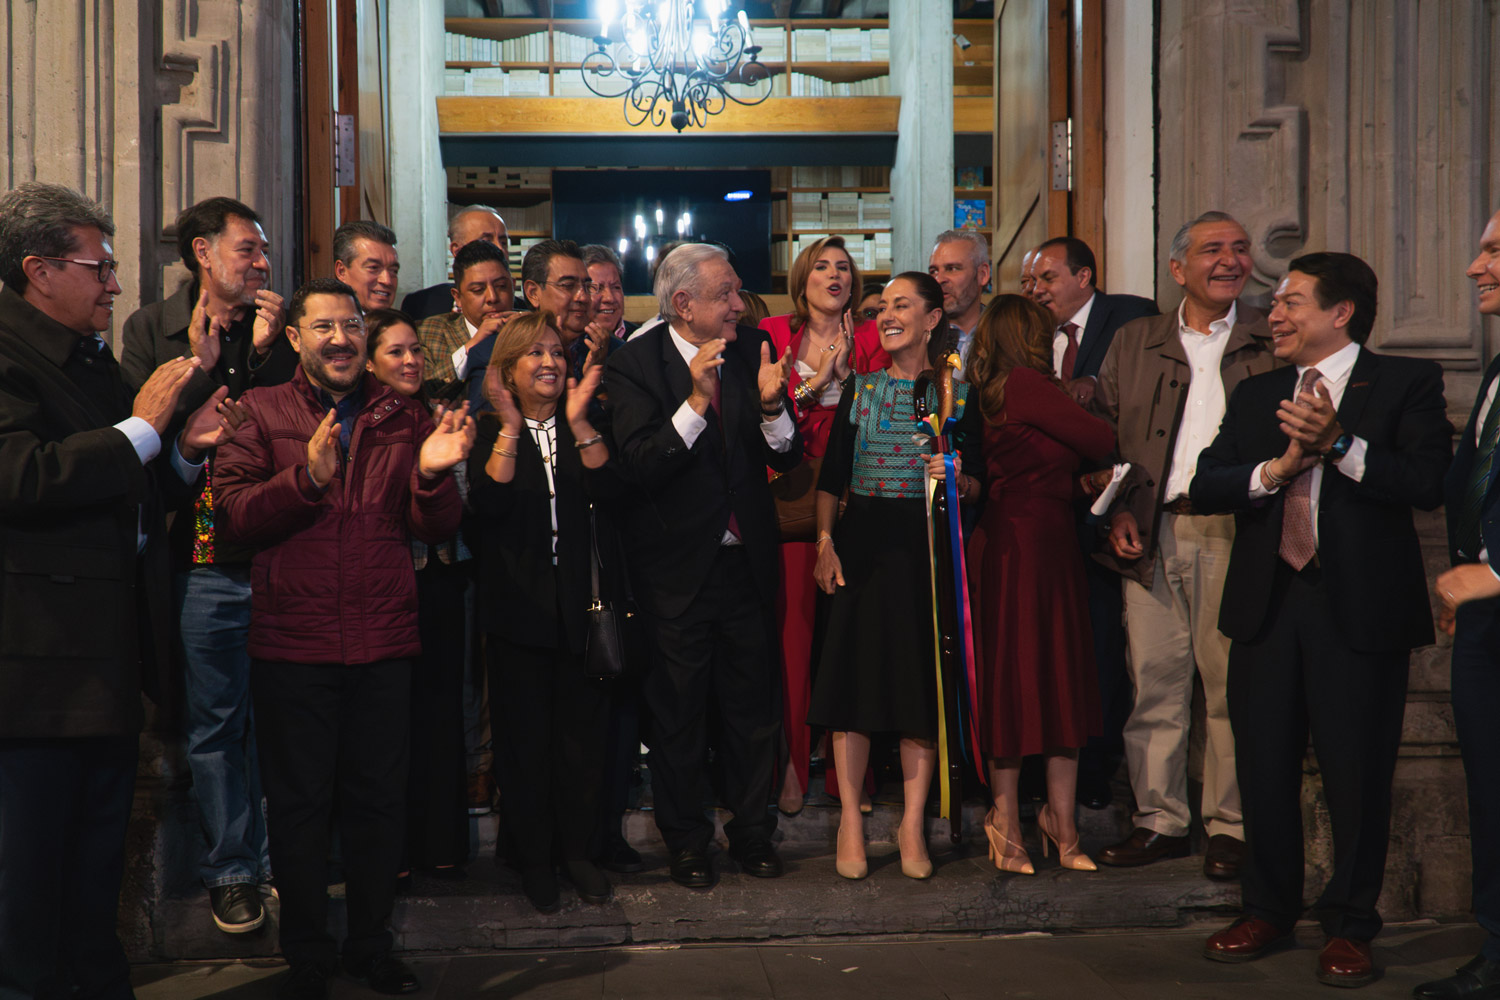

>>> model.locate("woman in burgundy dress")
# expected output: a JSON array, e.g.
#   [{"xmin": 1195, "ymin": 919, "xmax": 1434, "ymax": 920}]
[
  {"xmin": 965, "ymin": 295, "xmax": 1115, "ymax": 874},
  {"xmin": 759, "ymin": 235, "xmax": 887, "ymax": 816}
]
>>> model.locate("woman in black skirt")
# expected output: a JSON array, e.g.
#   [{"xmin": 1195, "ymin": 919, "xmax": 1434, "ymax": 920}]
[{"xmin": 810, "ymin": 272, "xmax": 979, "ymax": 881}]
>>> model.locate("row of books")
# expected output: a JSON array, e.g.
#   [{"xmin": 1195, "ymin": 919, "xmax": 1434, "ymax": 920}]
[
  {"xmin": 780, "ymin": 191, "xmax": 891, "ymax": 231},
  {"xmin": 786, "ymin": 72, "xmax": 890, "ymax": 97},
  {"xmin": 447, "ymin": 166, "xmax": 549, "ymax": 189},
  {"xmin": 773, "ymin": 232, "xmax": 893, "ymax": 273},
  {"xmin": 771, "ymin": 165, "xmax": 890, "ymax": 188},
  {"xmin": 442, "ymin": 67, "xmax": 548, "ymax": 96},
  {"xmin": 791, "ymin": 27, "xmax": 890, "ymax": 62},
  {"xmin": 445, "ymin": 30, "xmax": 548, "ymax": 63}
]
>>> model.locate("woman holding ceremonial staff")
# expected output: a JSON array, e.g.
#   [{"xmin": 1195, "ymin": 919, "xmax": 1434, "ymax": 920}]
[{"xmin": 808, "ymin": 272, "xmax": 977, "ymax": 881}]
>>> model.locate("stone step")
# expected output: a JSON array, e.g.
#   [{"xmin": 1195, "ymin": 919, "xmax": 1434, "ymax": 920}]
[{"xmin": 148, "ymin": 804, "xmax": 1239, "ymax": 960}]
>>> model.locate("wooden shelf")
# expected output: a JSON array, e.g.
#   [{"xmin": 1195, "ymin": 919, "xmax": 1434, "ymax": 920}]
[
  {"xmin": 446, "ymin": 187, "xmax": 551, "ymax": 208},
  {"xmin": 439, "ymin": 96, "xmax": 901, "ymax": 134},
  {"xmin": 446, "ymin": 61, "xmax": 551, "ymax": 70}
]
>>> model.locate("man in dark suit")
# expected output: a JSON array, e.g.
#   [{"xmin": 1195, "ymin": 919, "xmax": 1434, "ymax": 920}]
[
  {"xmin": 0, "ymin": 182, "xmax": 238, "ymax": 999},
  {"xmin": 1190, "ymin": 252, "xmax": 1450, "ymax": 988},
  {"xmin": 400, "ymin": 205, "xmax": 507, "ymax": 321},
  {"xmin": 1031, "ymin": 235, "xmax": 1159, "ymax": 809},
  {"xmin": 1422, "ymin": 208, "xmax": 1500, "ymax": 1000},
  {"xmin": 604, "ymin": 243, "xmax": 801, "ymax": 889}
]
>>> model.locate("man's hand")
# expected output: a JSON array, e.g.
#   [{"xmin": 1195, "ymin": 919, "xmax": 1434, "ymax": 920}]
[
  {"xmin": 1277, "ymin": 380, "xmax": 1343, "ymax": 454},
  {"xmin": 251, "ymin": 290, "xmax": 285, "ymax": 355},
  {"xmin": 176, "ymin": 387, "xmax": 247, "ymax": 462},
  {"xmin": 1108, "ymin": 510, "xmax": 1144, "ymax": 560},
  {"xmin": 466, "ymin": 311, "xmax": 515, "ymax": 352},
  {"xmin": 758, "ymin": 341, "xmax": 793, "ymax": 411},
  {"xmin": 419, "ymin": 402, "xmax": 476, "ymax": 477},
  {"xmin": 582, "ymin": 320, "xmax": 611, "ymax": 371},
  {"xmin": 187, "ymin": 290, "xmax": 223, "ymax": 370},
  {"xmin": 687, "ymin": 338, "xmax": 726, "ymax": 415},
  {"xmin": 306, "ymin": 409, "xmax": 341, "ymax": 489},
  {"xmin": 133, "ymin": 356, "xmax": 202, "ymax": 435},
  {"xmin": 1065, "ymin": 376, "xmax": 1098, "ymax": 408},
  {"xmin": 1435, "ymin": 563, "xmax": 1500, "ymax": 636},
  {"xmin": 1260, "ymin": 436, "xmax": 1320, "ymax": 490},
  {"xmin": 1080, "ymin": 468, "xmax": 1114, "ymax": 496}
]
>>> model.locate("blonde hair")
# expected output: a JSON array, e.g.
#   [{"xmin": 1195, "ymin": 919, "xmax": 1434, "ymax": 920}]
[{"xmin": 491, "ymin": 310, "xmax": 560, "ymax": 394}]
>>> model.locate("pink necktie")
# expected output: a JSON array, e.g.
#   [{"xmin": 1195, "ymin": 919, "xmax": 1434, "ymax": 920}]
[{"xmin": 1278, "ymin": 368, "xmax": 1322, "ymax": 570}]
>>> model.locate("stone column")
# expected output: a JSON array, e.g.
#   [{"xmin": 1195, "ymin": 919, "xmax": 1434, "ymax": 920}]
[
  {"xmin": 387, "ymin": 0, "xmax": 448, "ymax": 295},
  {"xmin": 890, "ymin": 0, "xmax": 955, "ymax": 273}
]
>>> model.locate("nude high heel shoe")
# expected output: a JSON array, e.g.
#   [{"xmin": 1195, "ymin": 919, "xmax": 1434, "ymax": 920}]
[
  {"xmin": 1036, "ymin": 803, "xmax": 1097, "ymax": 871},
  {"xmin": 898, "ymin": 823, "xmax": 933, "ymax": 880},
  {"xmin": 835, "ymin": 821, "xmax": 868, "ymax": 880},
  {"xmin": 983, "ymin": 808, "xmax": 1034, "ymax": 875}
]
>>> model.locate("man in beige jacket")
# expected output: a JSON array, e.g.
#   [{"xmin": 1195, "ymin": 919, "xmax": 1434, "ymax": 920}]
[{"xmin": 1092, "ymin": 211, "xmax": 1278, "ymax": 880}]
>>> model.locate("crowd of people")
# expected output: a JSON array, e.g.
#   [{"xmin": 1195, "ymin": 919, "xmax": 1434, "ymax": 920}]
[{"xmin": 4, "ymin": 177, "xmax": 1500, "ymax": 1000}]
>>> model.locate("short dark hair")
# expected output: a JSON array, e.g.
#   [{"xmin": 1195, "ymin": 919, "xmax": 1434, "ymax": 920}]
[
  {"xmin": 175, "ymin": 197, "xmax": 260, "ymax": 274},
  {"xmin": 332, "ymin": 220, "xmax": 397, "ymax": 268},
  {"xmin": 287, "ymin": 277, "xmax": 360, "ymax": 328},
  {"xmin": 452, "ymin": 238, "xmax": 510, "ymax": 286},
  {"xmin": 1037, "ymin": 236, "xmax": 1097, "ymax": 287},
  {"xmin": 581, "ymin": 243, "xmax": 623, "ymax": 275},
  {"xmin": 521, "ymin": 239, "xmax": 585, "ymax": 290},
  {"xmin": 0, "ymin": 182, "xmax": 116, "ymax": 291},
  {"xmin": 1287, "ymin": 251, "xmax": 1379, "ymax": 344}
]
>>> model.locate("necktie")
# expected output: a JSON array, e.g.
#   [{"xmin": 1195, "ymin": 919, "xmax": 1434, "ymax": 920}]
[
  {"xmin": 1454, "ymin": 386, "xmax": 1500, "ymax": 558},
  {"xmin": 1278, "ymin": 367, "xmax": 1322, "ymax": 570},
  {"xmin": 1059, "ymin": 322, "xmax": 1080, "ymax": 380},
  {"xmin": 709, "ymin": 373, "xmax": 741, "ymax": 540}
]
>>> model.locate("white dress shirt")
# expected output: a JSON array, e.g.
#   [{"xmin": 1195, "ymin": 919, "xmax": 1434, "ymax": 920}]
[
  {"xmin": 1248, "ymin": 340, "xmax": 1369, "ymax": 548},
  {"xmin": 1051, "ymin": 292, "xmax": 1097, "ymax": 379},
  {"xmin": 450, "ymin": 317, "xmax": 480, "ymax": 380},
  {"xmin": 1163, "ymin": 302, "xmax": 1237, "ymax": 501},
  {"xmin": 666, "ymin": 323, "xmax": 796, "ymax": 545},
  {"xmin": 524, "ymin": 415, "xmax": 559, "ymax": 564},
  {"xmin": 953, "ymin": 320, "xmax": 978, "ymax": 381}
]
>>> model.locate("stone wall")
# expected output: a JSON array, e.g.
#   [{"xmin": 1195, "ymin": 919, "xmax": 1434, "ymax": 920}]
[{"xmin": 1156, "ymin": 0, "xmax": 1500, "ymax": 922}]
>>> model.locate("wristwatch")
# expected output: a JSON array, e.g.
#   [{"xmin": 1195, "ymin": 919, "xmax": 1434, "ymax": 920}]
[{"xmin": 1326, "ymin": 432, "xmax": 1354, "ymax": 462}]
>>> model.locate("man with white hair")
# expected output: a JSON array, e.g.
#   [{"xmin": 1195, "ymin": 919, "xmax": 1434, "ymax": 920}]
[
  {"xmin": 604, "ymin": 243, "xmax": 801, "ymax": 890},
  {"xmin": 928, "ymin": 228, "xmax": 991, "ymax": 377},
  {"xmin": 400, "ymin": 206, "xmax": 509, "ymax": 321}
]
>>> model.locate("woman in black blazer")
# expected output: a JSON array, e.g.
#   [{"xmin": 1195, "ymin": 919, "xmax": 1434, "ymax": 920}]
[{"xmin": 468, "ymin": 309, "xmax": 618, "ymax": 913}]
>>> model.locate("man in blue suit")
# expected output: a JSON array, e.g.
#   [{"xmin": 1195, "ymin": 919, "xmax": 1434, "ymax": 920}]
[{"xmin": 1422, "ymin": 208, "xmax": 1500, "ymax": 1000}]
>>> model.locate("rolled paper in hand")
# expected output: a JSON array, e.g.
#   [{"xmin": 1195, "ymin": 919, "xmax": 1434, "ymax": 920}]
[{"xmin": 1088, "ymin": 462, "xmax": 1131, "ymax": 520}]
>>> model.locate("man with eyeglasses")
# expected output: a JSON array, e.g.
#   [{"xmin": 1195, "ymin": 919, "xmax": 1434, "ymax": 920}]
[
  {"xmin": 216, "ymin": 277, "xmax": 472, "ymax": 1000},
  {"xmin": 521, "ymin": 239, "xmax": 616, "ymax": 381},
  {"xmin": 120, "ymin": 195, "xmax": 296, "ymax": 937},
  {"xmin": 0, "ymin": 182, "xmax": 244, "ymax": 1000}
]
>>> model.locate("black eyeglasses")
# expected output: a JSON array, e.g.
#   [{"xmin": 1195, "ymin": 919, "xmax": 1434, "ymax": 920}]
[{"xmin": 35, "ymin": 256, "xmax": 119, "ymax": 283}]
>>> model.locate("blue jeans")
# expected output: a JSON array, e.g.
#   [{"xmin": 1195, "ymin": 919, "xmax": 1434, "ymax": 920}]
[{"xmin": 177, "ymin": 565, "xmax": 270, "ymax": 887}]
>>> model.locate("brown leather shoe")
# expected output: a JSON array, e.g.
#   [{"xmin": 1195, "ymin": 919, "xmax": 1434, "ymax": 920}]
[
  {"xmin": 1203, "ymin": 915, "xmax": 1292, "ymax": 963},
  {"xmin": 1318, "ymin": 937, "xmax": 1377, "ymax": 988},
  {"xmin": 1098, "ymin": 827, "xmax": 1190, "ymax": 867},
  {"xmin": 1203, "ymin": 834, "xmax": 1245, "ymax": 881}
]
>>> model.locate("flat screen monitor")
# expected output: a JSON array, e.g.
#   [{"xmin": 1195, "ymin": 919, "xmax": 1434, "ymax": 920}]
[{"xmin": 551, "ymin": 169, "xmax": 772, "ymax": 294}]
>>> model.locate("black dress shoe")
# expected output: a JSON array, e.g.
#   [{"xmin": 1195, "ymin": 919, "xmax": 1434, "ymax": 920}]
[
  {"xmin": 668, "ymin": 848, "xmax": 715, "ymax": 889},
  {"xmin": 728, "ymin": 838, "xmax": 784, "ymax": 879},
  {"xmin": 565, "ymin": 859, "xmax": 613, "ymax": 904},
  {"xmin": 278, "ymin": 963, "xmax": 329, "ymax": 1000},
  {"xmin": 209, "ymin": 882, "xmax": 266, "ymax": 933},
  {"xmin": 600, "ymin": 839, "xmax": 645, "ymax": 874},
  {"xmin": 1414, "ymin": 955, "xmax": 1500, "ymax": 999},
  {"xmin": 1202, "ymin": 834, "xmax": 1245, "ymax": 881},
  {"xmin": 1075, "ymin": 771, "xmax": 1113, "ymax": 810},
  {"xmin": 521, "ymin": 866, "xmax": 561, "ymax": 913},
  {"xmin": 344, "ymin": 954, "xmax": 420, "ymax": 996}
]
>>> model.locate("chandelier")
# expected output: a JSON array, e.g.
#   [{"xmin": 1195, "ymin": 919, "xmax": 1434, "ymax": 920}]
[{"xmin": 582, "ymin": 0, "xmax": 773, "ymax": 132}]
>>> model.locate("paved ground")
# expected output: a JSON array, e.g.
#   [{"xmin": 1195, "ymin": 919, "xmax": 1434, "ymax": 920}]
[{"xmin": 132, "ymin": 920, "xmax": 1481, "ymax": 999}]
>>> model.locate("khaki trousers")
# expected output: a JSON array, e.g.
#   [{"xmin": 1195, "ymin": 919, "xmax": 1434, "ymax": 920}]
[{"xmin": 1121, "ymin": 512, "xmax": 1243, "ymax": 839}]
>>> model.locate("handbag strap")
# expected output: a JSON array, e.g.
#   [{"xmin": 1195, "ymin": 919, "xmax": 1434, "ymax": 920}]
[{"xmin": 588, "ymin": 503, "xmax": 603, "ymax": 602}]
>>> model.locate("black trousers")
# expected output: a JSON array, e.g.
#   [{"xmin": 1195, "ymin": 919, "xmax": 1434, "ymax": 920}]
[
  {"xmin": 487, "ymin": 626, "xmax": 610, "ymax": 868},
  {"xmin": 1082, "ymin": 553, "xmax": 1130, "ymax": 769},
  {"xmin": 641, "ymin": 546, "xmax": 781, "ymax": 854},
  {"xmin": 1227, "ymin": 564, "xmax": 1408, "ymax": 940},
  {"xmin": 1452, "ymin": 595, "xmax": 1500, "ymax": 961},
  {"xmin": 0, "ymin": 735, "xmax": 138, "ymax": 1000},
  {"xmin": 407, "ymin": 559, "xmax": 471, "ymax": 869},
  {"xmin": 251, "ymin": 658, "xmax": 410, "ymax": 971}
]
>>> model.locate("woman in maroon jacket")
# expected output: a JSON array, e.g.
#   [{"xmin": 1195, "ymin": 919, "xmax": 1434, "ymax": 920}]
[{"xmin": 215, "ymin": 279, "xmax": 471, "ymax": 997}]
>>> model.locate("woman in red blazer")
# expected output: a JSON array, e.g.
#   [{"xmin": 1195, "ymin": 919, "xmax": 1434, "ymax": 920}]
[{"xmin": 758, "ymin": 235, "xmax": 888, "ymax": 816}]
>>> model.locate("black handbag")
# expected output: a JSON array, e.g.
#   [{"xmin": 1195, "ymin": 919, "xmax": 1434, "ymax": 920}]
[{"xmin": 583, "ymin": 504, "xmax": 634, "ymax": 680}]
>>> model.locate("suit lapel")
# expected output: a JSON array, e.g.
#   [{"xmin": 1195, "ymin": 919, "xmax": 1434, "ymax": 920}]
[
  {"xmin": 658, "ymin": 327, "xmax": 697, "ymax": 430},
  {"xmin": 1074, "ymin": 294, "xmax": 1109, "ymax": 378},
  {"xmin": 1335, "ymin": 348, "xmax": 1377, "ymax": 437}
]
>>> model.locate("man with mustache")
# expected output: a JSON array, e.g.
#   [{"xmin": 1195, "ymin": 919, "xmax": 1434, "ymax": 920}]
[
  {"xmin": 0, "ymin": 182, "xmax": 239, "ymax": 1000},
  {"xmin": 417, "ymin": 239, "xmax": 518, "ymax": 410},
  {"xmin": 216, "ymin": 278, "xmax": 473, "ymax": 1000},
  {"xmin": 333, "ymin": 220, "xmax": 400, "ymax": 313},
  {"xmin": 1190, "ymin": 251, "xmax": 1449, "ymax": 987},
  {"xmin": 120, "ymin": 195, "xmax": 295, "ymax": 937},
  {"xmin": 1093, "ymin": 210, "xmax": 1275, "ymax": 881}
]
